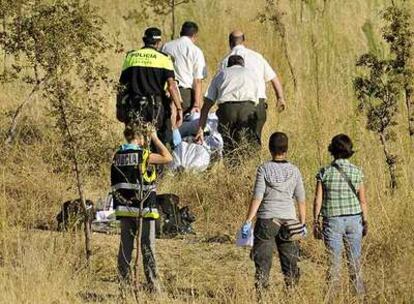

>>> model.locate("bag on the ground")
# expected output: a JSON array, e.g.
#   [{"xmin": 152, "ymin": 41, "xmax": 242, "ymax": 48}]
[
  {"xmin": 155, "ymin": 194, "xmax": 196, "ymax": 238},
  {"xmin": 279, "ymin": 220, "xmax": 306, "ymax": 241},
  {"xmin": 56, "ymin": 199, "xmax": 95, "ymax": 231}
]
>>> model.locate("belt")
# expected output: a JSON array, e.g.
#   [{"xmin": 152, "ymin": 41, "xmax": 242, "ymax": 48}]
[
  {"xmin": 218, "ymin": 100, "xmax": 257, "ymax": 106},
  {"xmin": 133, "ymin": 95, "xmax": 160, "ymax": 102},
  {"xmin": 112, "ymin": 183, "xmax": 156, "ymax": 192}
]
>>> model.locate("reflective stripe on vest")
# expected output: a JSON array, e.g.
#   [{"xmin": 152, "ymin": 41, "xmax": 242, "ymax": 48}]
[
  {"xmin": 141, "ymin": 149, "xmax": 157, "ymax": 183},
  {"xmin": 112, "ymin": 183, "xmax": 156, "ymax": 192},
  {"xmin": 115, "ymin": 205, "xmax": 160, "ymax": 219}
]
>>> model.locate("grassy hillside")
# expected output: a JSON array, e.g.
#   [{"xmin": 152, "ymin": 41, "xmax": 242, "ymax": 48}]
[{"xmin": 1, "ymin": 0, "xmax": 414, "ymax": 303}]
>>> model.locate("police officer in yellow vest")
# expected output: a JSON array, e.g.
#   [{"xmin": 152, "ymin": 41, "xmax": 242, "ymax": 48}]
[
  {"xmin": 117, "ymin": 27, "xmax": 183, "ymax": 140},
  {"xmin": 111, "ymin": 124, "xmax": 172, "ymax": 292}
]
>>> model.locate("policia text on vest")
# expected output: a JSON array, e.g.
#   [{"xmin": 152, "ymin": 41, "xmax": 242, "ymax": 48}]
[
  {"xmin": 111, "ymin": 144, "xmax": 159, "ymax": 219},
  {"xmin": 117, "ymin": 47, "xmax": 183, "ymax": 129}
]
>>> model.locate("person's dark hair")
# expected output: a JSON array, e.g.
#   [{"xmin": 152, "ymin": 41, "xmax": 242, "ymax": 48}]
[
  {"xmin": 180, "ymin": 21, "xmax": 199, "ymax": 37},
  {"xmin": 268, "ymin": 132, "xmax": 288, "ymax": 155},
  {"xmin": 229, "ymin": 33, "xmax": 245, "ymax": 48},
  {"xmin": 124, "ymin": 124, "xmax": 144, "ymax": 142},
  {"xmin": 328, "ymin": 134, "xmax": 355, "ymax": 159},
  {"xmin": 227, "ymin": 55, "xmax": 244, "ymax": 67},
  {"xmin": 143, "ymin": 27, "xmax": 162, "ymax": 46}
]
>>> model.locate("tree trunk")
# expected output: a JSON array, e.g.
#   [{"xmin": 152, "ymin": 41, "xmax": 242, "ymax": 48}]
[
  {"xmin": 379, "ymin": 133, "xmax": 398, "ymax": 191},
  {"xmin": 74, "ymin": 159, "xmax": 93, "ymax": 262},
  {"xmin": 405, "ymin": 89, "xmax": 414, "ymax": 138},
  {"xmin": 2, "ymin": 17, "xmax": 7, "ymax": 75},
  {"xmin": 171, "ymin": 0, "xmax": 175, "ymax": 40},
  {"xmin": 58, "ymin": 98, "xmax": 92, "ymax": 263},
  {"xmin": 4, "ymin": 83, "xmax": 41, "ymax": 145}
]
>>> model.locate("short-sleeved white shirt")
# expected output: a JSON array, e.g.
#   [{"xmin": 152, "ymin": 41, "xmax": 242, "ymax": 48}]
[
  {"xmin": 205, "ymin": 65, "xmax": 260, "ymax": 105},
  {"xmin": 162, "ymin": 36, "xmax": 207, "ymax": 89},
  {"xmin": 219, "ymin": 45, "xmax": 276, "ymax": 99}
]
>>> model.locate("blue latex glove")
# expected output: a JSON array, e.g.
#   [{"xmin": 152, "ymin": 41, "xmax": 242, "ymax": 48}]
[
  {"xmin": 241, "ymin": 221, "xmax": 252, "ymax": 239},
  {"xmin": 172, "ymin": 128, "xmax": 182, "ymax": 147}
]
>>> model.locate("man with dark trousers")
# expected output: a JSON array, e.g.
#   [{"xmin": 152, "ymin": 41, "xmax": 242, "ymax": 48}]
[
  {"xmin": 117, "ymin": 27, "xmax": 183, "ymax": 142},
  {"xmin": 162, "ymin": 21, "xmax": 207, "ymax": 114},
  {"xmin": 219, "ymin": 30, "xmax": 286, "ymax": 145},
  {"xmin": 196, "ymin": 55, "xmax": 260, "ymax": 154}
]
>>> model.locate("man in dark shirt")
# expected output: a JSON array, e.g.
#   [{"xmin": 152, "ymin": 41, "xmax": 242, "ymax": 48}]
[{"xmin": 117, "ymin": 27, "xmax": 183, "ymax": 135}]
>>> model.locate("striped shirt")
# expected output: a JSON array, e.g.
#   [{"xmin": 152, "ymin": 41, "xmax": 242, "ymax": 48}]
[{"xmin": 316, "ymin": 159, "xmax": 364, "ymax": 217}]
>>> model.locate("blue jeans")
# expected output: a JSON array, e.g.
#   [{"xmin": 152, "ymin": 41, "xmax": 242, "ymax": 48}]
[{"xmin": 322, "ymin": 214, "xmax": 365, "ymax": 295}]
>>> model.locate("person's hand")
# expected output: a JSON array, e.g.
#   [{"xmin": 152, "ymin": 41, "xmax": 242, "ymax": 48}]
[
  {"xmin": 362, "ymin": 220, "xmax": 368, "ymax": 237},
  {"xmin": 313, "ymin": 221, "xmax": 323, "ymax": 240},
  {"xmin": 195, "ymin": 127, "xmax": 204, "ymax": 144},
  {"xmin": 241, "ymin": 221, "xmax": 252, "ymax": 239},
  {"xmin": 170, "ymin": 106, "xmax": 177, "ymax": 129},
  {"xmin": 302, "ymin": 225, "xmax": 308, "ymax": 237},
  {"xmin": 150, "ymin": 131, "xmax": 160, "ymax": 143},
  {"xmin": 276, "ymin": 99, "xmax": 286, "ymax": 112},
  {"xmin": 191, "ymin": 106, "xmax": 200, "ymax": 113}
]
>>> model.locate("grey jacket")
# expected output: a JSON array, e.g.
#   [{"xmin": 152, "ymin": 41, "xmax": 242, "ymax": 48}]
[{"xmin": 253, "ymin": 161, "xmax": 305, "ymax": 220}]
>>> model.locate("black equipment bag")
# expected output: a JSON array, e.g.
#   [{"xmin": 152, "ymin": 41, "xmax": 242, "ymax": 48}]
[
  {"xmin": 56, "ymin": 199, "xmax": 95, "ymax": 231},
  {"xmin": 155, "ymin": 194, "xmax": 196, "ymax": 238}
]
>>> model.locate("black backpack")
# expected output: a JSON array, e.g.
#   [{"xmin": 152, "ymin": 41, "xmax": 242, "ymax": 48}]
[
  {"xmin": 56, "ymin": 199, "xmax": 95, "ymax": 231},
  {"xmin": 155, "ymin": 194, "xmax": 196, "ymax": 238}
]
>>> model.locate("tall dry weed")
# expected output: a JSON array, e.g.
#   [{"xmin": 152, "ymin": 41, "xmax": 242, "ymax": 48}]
[{"xmin": 0, "ymin": 0, "xmax": 413, "ymax": 303}]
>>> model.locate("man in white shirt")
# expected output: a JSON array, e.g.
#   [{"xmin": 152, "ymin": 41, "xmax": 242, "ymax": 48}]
[
  {"xmin": 162, "ymin": 21, "xmax": 207, "ymax": 114},
  {"xmin": 196, "ymin": 55, "xmax": 261, "ymax": 154},
  {"xmin": 219, "ymin": 30, "xmax": 286, "ymax": 143}
]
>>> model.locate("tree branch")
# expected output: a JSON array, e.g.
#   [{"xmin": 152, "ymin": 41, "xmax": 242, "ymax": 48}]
[{"xmin": 4, "ymin": 79, "xmax": 44, "ymax": 145}]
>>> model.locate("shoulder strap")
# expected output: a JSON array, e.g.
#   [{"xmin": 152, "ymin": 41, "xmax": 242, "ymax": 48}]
[{"xmin": 332, "ymin": 163, "xmax": 359, "ymax": 201}]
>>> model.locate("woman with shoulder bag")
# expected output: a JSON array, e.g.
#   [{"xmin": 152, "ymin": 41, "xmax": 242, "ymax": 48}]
[{"xmin": 313, "ymin": 134, "xmax": 368, "ymax": 299}]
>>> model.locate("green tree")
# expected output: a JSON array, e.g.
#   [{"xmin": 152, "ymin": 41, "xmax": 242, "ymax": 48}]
[
  {"xmin": 383, "ymin": 3, "xmax": 414, "ymax": 138},
  {"xmin": 354, "ymin": 54, "xmax": 400, "ymax": 190},
  {"xmin": 125, "ymin": 0, "xmax": 194, "ymax": 40},
  {"xmin": 354, "ymin": 3, "xmax": 414, "ymax": 190},
  {"xmin": 1, "ymin": 0, "xmax": 114, "ymax": 262}
]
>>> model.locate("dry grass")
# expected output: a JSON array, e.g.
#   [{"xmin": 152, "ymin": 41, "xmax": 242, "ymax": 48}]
[{"xmin": 1, "ymin": 0, "xmax": 414, "ymax": 303}]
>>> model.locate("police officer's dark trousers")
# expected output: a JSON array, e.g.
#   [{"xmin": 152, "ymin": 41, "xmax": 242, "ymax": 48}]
[
  {"xmin": 216, "ymin": 101, "xmax": 264, "ymax": 154},
  {"xmin": 118, "ymin": 217, "xmax": 159, "ymax": 291},
  {"xmin": 256, "ymin": 98, "xmax": 267, "ymax": 145},
  {"xmin": 251, "ymin": 218, "xmax": 300, "ymax": 297},
  {"xmin": 179, "ymin": 87, "xmax": 194, "ymax": 114}
]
